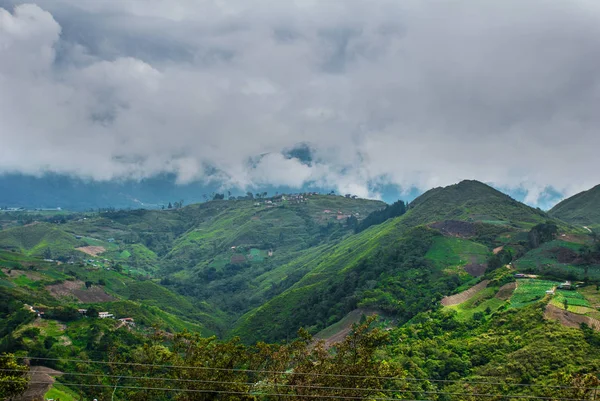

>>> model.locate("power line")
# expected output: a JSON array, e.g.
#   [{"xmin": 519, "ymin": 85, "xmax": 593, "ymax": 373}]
[
  {"xmin": 5, "ymin": 379, "xmax": 595, "ymax": 401},
  {"xmin": 0, "ymin": 380, "xmax": 433, "ymax": 401},
  {"xmin": 2, "ymin": 369, "xmax": 596, "ymax": 401},
  {"xmin": 9, "ymin": 355, "xmax": 594, "ymax": 390}
]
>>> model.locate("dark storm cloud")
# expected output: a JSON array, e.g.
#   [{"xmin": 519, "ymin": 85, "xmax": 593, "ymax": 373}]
[{"xmin": 1, "ymin": 0, "xmax": 600, "ymax": 203}]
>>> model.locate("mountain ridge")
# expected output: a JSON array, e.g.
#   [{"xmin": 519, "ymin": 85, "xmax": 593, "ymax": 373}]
[{"xmin": 550, "ymin": 184, "xmax": 600, "ymax": 229}]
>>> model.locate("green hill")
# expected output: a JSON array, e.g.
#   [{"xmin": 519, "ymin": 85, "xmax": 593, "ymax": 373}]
[
  {"xmin": 0, "ymin": 223, "xmax": 82, "ymax": 259},
  {"xmin": 232, "ymin": 180, "xmax": 559, "ymax": 343},
  {"xmin": 550, "ymin": 184, "xmax": 600, "ymax": 230},
  {"xmin": 405, "ymin": 180, "xmax": 549, "ymax": 227}
]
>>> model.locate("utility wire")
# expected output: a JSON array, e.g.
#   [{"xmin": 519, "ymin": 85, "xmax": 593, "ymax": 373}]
[
  {"xmin": 5, "ymin": 380, "xmax": 595, "ymax": 401},
  {"xmin": 9, "ymin": 355, "xmax": 595, "ymax": 390},
  {"xmin": 2, "ymin": 370, "xmax": 596, "ymax": 401},
  {"xmin": 0, "ymin": 380, "xmax": 433, "ymax": 401}
]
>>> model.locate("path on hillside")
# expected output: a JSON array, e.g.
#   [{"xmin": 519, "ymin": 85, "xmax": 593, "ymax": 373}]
[
  {"xmin": 545, "ymin": 304, "xmax": 600, "ymax": 331},
  {"xmin": 314, "ymin": 309, "xmax": 378, "ymax": 348},
  {"xmin": 13, "ymin": 366, "xmax": 63, "ymax": 401},
  {"xmin": 441, "ymin": 280, "xmax": 490, "ymax": 306}
]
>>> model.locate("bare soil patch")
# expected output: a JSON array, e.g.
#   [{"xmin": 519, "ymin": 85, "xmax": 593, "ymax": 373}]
[
  {"xmin": 76, "ymin": 245, "xmax": 106, "ymax": 256},
  {"xmin": 1, "ymin": 268, "xmax": 44, "ymax": 281},
  {"xmin": 429, "ymin": 220, "xmax": 477, "ymax": 238},
  {"xmin": 13, "ymin": 366, "xmax": 63, "ymax": 401},
  {"xmin": 46, "ymin": 279, "xmax": 115, "ymax": 303},
  {"xmin": 464, "ymin": 263, "xmax": 487, "ymax": 277},
  {"xmin": 548, "ymin": 247, "xmax": 579, "ymax": 264},
  {"xmin": 493, "ymin": 246, "xmax": 504, "ymax": 255},
  {"xmin": 441, "ymin": 280, "xmax": 490, "ymax": 306},
  {"xmin": 545, "ymin": 304, "xmax": 600, "ymax": 331},
  {"xmin": 495, "ymin": 282, "xmax": 517, "ymax": 300}
]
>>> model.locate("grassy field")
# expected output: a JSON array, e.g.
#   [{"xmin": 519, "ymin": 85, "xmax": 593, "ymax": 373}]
[
  {"xmin": 446, "ymin": 286, "xmax": 506, "ymax": 320},
  {"xmin": 510, "ymin": 279, "xmax": 558, "ymax": 308},
  {"xmin": 45, "ymin": 382, "xmax": 80, "ymax": 401},
  {"xmin": 425, "ymin": 236, "xmax": 489, "ymax": 273}
]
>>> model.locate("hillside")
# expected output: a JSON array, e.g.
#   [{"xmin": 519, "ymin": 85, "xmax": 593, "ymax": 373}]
[
  {"xmin": 0, "ymin": 223, "xmax": 83, "ymax": 259},
  {"xmin": 0, "ymin": 181, "xmax": 594, "ymax": 345},
  {"xmin": 550, "ymin": 184, "xmax": 600, "ymax": 230},
  {"xmin": 0, "ymin": 195, "xmax": 386, "ymax": 335},
  {"xmin": 232, "ymin": 180, "xmax": 567, "ymax": 343}
]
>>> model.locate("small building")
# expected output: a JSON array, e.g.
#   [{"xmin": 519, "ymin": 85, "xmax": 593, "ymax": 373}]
[
  {"xmin": 78, "ymin": 309, "xmax": 87, "ymax": 315},
  {"xmin": 119, "ymin": 318, "xmax": 135, "ymax": 326},
  {"xmin": 558, "ymin": 281, "xmax": 573, "ymax": 290},
  {"xmin": 107, "ymin": 238, "xmax": 115, "ymax": 243},
  {"xmin": 98, "ymin": 312, "xmax": 114, "ymax": 319}
]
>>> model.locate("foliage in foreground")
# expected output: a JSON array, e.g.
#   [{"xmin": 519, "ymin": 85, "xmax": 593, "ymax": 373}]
[{"xmin": 0, "ymin": 353, "xmax": 29, "ymax": 400}]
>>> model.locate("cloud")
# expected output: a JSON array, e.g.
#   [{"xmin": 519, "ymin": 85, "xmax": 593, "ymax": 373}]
[{"xmin": 1, "ymin": 1, "xmax": 600, "ymax": 205}]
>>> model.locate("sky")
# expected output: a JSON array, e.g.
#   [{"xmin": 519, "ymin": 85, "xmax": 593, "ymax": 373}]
[{"xmin": 1, "ymin": 0, "xmax": 600, "ymax": 207}]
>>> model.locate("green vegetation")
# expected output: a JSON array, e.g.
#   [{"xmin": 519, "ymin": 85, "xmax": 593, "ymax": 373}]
[
  {"xmin": 509, "ymin": 279, "xmax": 557, "ymax": 308},
  {"xmin": 550, "ymin": 184, "xmax": 600, "ymax": 229},
  {"xmin": 425, "ymin": 236, "xmax": 488, "ymax": 270},
  {"xmin": 44, "ymin": 382, "xmax": 79, "ymax": 401},
  {"xmin": 2, "ymin": 180, "xmax": 600, "ymax": 399}
]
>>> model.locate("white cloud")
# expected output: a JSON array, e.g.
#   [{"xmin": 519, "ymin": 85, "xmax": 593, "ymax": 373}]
[{"xmin": 1, "ymin": 1, "xmax": 600, "ymax": 204}]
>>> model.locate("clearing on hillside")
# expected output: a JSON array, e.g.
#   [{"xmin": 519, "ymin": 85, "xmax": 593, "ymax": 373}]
[
  {"xmin": 426, "ymin": 236, "xmax": 489, "ymax": 277},
  {"xmin": 509, "ymin": 279, "xmax": 557, "ymax": 308},
  {"xmin": 47, "ymin": 279, "xmax": 115, "ymax": 302},
  {"xmin": 314, "ymin": 309, "xmax": 379, "ymax": 348},
  {"xmin": 76, "ymin": 245, "xmax": 106, "ymax": 256},
  {"xmin": 441, "ymin": 280, "xmax": 489, "ymax": 306},
  {"xmin": 495, "ymin": 282, "xmax": 517, "ymax": 300},
  {"xmin": 545, "ymin": 304, "xmax": 600, "ymax": 331},
  {"xmin": 429, "ymin": 220, "xmax": 477, "ymax": 238},
  {"xmin": 13, "ymin": 366, "xmax": 63, "ymax": 401}
]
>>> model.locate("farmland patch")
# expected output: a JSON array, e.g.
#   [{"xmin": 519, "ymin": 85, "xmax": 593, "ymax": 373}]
[
  {"xmin": 76, "ymin": 246, "xmax": 106, "ymax": 256},
  {"xmin": 509, "ymin": 279, "xmax": 558, "ymax": 308}
]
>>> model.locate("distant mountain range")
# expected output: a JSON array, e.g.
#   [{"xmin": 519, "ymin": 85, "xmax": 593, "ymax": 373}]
[
  {"xmin": 0, "ymin": 172, "xmax": 570, "ymax": 211},
  {"xmin": 0, "ymin": 173, "xmax": 414, "ymax": 210}
]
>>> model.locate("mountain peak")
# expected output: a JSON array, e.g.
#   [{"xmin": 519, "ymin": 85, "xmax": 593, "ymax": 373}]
[{"xmin": 406, "ymin": 180, "xmax": 546, "ymax": 227}]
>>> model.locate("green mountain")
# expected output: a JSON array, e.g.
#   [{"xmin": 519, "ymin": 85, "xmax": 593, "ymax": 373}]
[
  {"xmin": 550, "ymin": 184, "xmax": 600, "ymax": 230},
  {"xmin": 405, "ymin": 179, "xmax": 549, "ymax": 227},
  {"xmin": 232, "ymin": 180, "xmax": 564, "ymax": 343}
]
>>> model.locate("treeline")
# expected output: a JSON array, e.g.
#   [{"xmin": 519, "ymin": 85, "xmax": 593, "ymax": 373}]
[
  {"xmin": 2, "ymin": 318, "xmax": 418, "ymax": 401},
  {"xmin": 352, "ymin": 200, "xmax": 407, "ymax": 233}
]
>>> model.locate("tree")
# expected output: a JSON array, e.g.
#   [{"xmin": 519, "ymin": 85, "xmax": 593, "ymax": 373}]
[
  {"xmin": 167, "ymin": 202, "xmax": 172, "ymax": 209},
  {"xmin": 85, "ymin": 281, "xmax": 93, "ymax": 289},
  {"xmin": 42, "ymin": 247, "xmax": 52, "ymax": 260},
  {"xmin": 86, "ymin": 306, "xmax": 99, "ymax": 318},
  {"xmin": 0, "ymin": 353, "xmax": 29, "ymax": 399}
]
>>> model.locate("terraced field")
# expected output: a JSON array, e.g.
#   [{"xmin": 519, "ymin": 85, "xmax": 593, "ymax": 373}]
[{"xmin": 509, "ymin": 279, "xmax": 558, "ymax": 308}]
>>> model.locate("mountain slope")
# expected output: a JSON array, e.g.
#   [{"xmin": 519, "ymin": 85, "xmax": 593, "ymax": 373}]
[
  {"xmin": 405, "ymin": 180, "xmax": 549, "ymax": 227},
  {"xmin": 550, "ymin": 184, "xmax": 600, "ymax": 229},
  {"xmin": 233, "ymin": 180, "xmax": 558, "ymax": 343}
]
